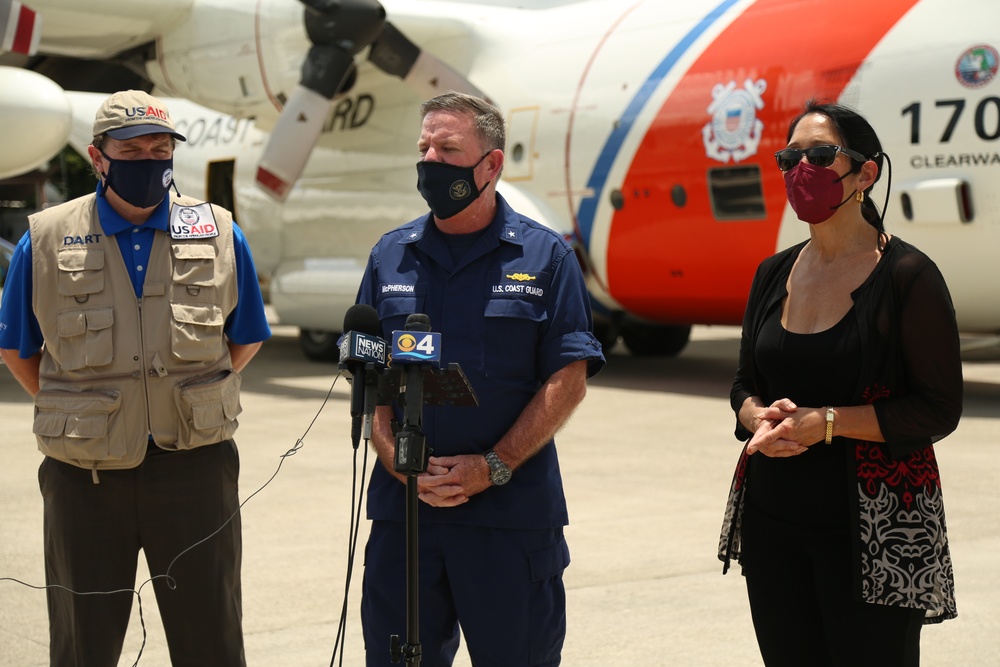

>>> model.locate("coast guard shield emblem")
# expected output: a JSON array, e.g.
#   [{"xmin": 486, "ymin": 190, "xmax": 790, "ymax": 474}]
[{"xmin": 702, "ymin": 79, "xmax": 767, "ymax": 164}]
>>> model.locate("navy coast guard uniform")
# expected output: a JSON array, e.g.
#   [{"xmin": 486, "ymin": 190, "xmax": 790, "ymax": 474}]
[{"xmin": 357, "ymin": 194, "xmax": 604, "ymax": 666}]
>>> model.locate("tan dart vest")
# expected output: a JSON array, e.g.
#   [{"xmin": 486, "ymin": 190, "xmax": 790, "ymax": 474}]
[{"xmin": 29, "ymin": 193, "xmax": 241, "ymax": 475}]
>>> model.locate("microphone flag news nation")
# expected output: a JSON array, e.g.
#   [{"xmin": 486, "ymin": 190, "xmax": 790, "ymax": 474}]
[{"xmin": 339, "ymin": 304, "xmax": 388, "ymax": 448}]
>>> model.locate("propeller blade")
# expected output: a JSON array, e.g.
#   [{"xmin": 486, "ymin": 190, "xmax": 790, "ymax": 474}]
[
  {"xmin": 255, "ymin": 81, "xmax": 342, "ymax": 201},
  {"xmin": 256, "ymin": 0, "xmax": 385, "ymax": 201},
  {"xmin": 370, "ymin": 21, "xmax": 488, "ymax": 100},
  {"xmin": 0, "ymin": 0, "xmax": 42, "ymax": 56},
  {"xmin": 255, "ymin": 0, "xmax": 489, "ymax": 200}
]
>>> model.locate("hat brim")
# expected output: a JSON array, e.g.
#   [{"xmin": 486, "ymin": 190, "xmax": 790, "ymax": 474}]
[{"xmin": 106, "ymin": 124, "xmax": 187, "ymax": 142}]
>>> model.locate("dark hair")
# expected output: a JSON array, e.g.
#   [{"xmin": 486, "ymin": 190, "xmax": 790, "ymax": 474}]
[{"xmin": 787, "ymin": 100, "xmax": 890, "ymax": 245}]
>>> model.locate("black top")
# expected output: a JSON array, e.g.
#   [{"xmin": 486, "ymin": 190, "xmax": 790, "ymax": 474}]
[
  {"xmin": 731, "ymin": 236, "xmax": 963, "ymax": 459},
  {"xmin": 745, "ymin": 307, "xmax": 860, "ymax": 527}
]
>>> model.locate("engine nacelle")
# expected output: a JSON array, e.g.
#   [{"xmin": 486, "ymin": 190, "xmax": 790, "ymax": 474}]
[
  {"xmin": 143, "ymin": 0, "xmax": 309, "ymax": 125},
  {"xmin": 0, "ymin": 67, "xmax": 72, "ymax": 179}
]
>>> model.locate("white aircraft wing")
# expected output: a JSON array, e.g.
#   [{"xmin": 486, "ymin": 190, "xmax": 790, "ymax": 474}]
[{"xmin": 18, "ymin": 0, "xmax": 194, "ymax": 58}]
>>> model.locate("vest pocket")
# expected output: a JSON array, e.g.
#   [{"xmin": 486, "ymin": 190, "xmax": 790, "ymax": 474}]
[
  {"xmin": 57, "ymin": 248, "xmax": 104, "ymax": 299},
  {"xmin": 56, "ymin": 308, "xmax": 114, "ymax": 370},
  {"xmin": 170, "ymin": 303, "xmax": 225, "ymax": 361},
  {"xmin": 173, "ymin": 369, "xmax": 242, "ymax": 449},
  {"xmin": 172, "ymin": 243, "xmax": 217, "ymax": 287},
  {"xmin": 33, "ymin": 390, "xmax": 125, "ymax": 464}
]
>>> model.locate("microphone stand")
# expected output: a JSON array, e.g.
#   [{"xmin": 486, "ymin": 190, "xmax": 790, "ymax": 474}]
[
  {"xmin": 387, "ymin": 360, "xmax": 478, "ymax": 665},
  {"xmin": 390, "ymin": 359, "xmax": 429, "ymax": 666}
]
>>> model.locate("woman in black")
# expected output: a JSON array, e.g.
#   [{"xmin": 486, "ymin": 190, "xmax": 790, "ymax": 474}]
[{"xmin": 718, "ymin": 102, "xmax": 963, "ymax": 666}]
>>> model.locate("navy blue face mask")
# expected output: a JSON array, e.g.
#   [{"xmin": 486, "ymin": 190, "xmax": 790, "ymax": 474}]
[
  {"xmin": 416, "ymin": 152, "xmax": 491, "ymax": 220},
  {"xmin": 100, "ymin": 151, "xmax": 174, "ymax": 209}
]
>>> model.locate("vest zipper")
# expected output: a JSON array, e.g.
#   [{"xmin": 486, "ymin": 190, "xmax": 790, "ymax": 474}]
[{"xmin": 136, "ymin": 296, "xmax": 155, "ymax": 441}]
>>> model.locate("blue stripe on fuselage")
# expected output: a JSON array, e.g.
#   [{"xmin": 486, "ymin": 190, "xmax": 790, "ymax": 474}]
[{"xmin": 576, "ymin": 0, "xmax": 743, "ymax": 248}]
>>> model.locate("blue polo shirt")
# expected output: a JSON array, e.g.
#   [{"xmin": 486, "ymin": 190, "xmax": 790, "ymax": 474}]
[
  {"xmin": 357, "ymin": 193, "xmax": 605, "ymax": 529},
  {"xmin": 0, "ymin": 185, "xmax": 270, "ymax": 357}
]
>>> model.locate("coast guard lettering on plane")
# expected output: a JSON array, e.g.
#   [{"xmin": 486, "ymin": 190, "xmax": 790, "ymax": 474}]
[{"xmin": 169, "ymin": 203, "xmax": 218, "ymax": 240}]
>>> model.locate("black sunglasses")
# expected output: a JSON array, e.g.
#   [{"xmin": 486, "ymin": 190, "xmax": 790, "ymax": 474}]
[{"xmin": 774, "ymin": 144, "xmax": 868, "ymax": 171}]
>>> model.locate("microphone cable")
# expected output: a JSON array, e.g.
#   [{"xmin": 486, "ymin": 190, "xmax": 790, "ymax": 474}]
[{"xmin": 330, "ymin": 432, "xmax": 371, "ymax": 667}]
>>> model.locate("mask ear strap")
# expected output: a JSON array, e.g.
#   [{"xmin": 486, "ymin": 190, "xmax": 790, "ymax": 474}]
[
  {"xmin": 833, "ymin": 158, "xmax": 865, "ymax": 183},
  {"xmin": 474, "ymin": 151, "xmax": 493, "ymax": 168},
  {"xmin": 473, "ymin": 150, "xmax": 497, "ymax": 194},
  {"xmin": 877, "ymin": 152, "xmax": 892, "ymax": 247},
  {"xmin": 96, "ymin": 150, "xmax": 112, "ymax": 195}
]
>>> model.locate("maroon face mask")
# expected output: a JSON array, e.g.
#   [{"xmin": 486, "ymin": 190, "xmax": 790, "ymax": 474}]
[{"xmin": 783, "ymin": 161, "xmax": 856, "ymax": 225}]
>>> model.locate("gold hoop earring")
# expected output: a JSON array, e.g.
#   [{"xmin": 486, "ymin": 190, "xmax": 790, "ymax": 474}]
[{"xmin": 856, "ymin": 191, "xmax": 865, "ymax": 203}]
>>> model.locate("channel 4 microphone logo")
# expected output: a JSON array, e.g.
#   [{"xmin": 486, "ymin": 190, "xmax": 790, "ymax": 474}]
[{"xmin": 392, "ymin": 331, "xmax": 442, "ymax": 364}]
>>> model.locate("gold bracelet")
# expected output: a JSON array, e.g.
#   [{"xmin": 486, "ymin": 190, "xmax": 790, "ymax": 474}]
[{"xmin": 825, "ymin": 407, "xmax": 835, "ymax": 444}]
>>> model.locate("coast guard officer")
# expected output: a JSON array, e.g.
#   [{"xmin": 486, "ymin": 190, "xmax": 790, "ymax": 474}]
[{"xmin": 357, "ymin": 92, "xmax": 605, "ymax": 666}]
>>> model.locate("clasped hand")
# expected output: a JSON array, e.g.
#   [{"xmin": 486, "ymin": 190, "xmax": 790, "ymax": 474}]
[
  {"xmin": 416, "ymin": 455, "xmax": 492, "ymax": 507},
  {"xmin": 746, "ymin": 399, "xmax": 824, "ymax": 457}
]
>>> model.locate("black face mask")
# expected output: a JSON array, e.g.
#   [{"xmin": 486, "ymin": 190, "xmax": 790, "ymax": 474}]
[
  {"xmin": 100, "ymin": 151, "xmax": 174, "ymax": 209},
  {"xmin": 416, "ymin": 152, "xmax": 491, "ymax": 220}
]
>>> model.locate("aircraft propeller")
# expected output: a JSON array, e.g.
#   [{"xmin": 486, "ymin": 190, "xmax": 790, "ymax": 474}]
[{"xmin": 255, "ymin": 0, "xmax": 487, "ymax": 201}]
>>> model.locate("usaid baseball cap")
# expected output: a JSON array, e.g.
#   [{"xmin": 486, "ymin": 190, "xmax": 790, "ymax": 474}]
[{"xmin": 92, "ymin": 90, "xmax": 186, "ymax": 141}]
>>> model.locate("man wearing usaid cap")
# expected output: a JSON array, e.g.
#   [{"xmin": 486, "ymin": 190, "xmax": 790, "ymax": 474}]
[
  {"xmin": 93, "ymin": 88, "xmax": 187, "ymax": 139},
  {"xmin": 90, "ymin": 89, "xmax": 186, "ymax": 211},
  {"xmin": 0, "ymin": 89, "xmax": 270, "ymax": 665}
]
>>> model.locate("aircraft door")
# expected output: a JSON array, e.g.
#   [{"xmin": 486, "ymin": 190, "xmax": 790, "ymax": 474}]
[
  {"xmin": 504, "ymin": 106, "xmax": 540, "ymax": 182},
  {"xmin": 206, "ymin": 160, "xmax": 236, "ymax": 217}
]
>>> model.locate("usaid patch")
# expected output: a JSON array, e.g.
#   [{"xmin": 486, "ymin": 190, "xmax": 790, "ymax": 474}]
[{"xmin": 169, "ymin": 203, "xmax": 219, "ymax": 239}]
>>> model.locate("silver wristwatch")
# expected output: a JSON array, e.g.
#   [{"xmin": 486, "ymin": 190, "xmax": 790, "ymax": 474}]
[{"xmin": 483, "ymin": 449, "xmax": 512, "ymax": 486}]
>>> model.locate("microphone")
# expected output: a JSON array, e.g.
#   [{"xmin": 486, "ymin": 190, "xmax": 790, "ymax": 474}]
[
  {"xmin": 339, "ymin": 304, "xmax": 388, "ymax": 448},
  {"xmin": 391, "ymin": 313, "xmax": 440, "ymax": 474}
]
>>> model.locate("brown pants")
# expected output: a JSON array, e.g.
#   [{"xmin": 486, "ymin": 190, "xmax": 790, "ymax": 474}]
[{"xmin": 38, "ymin": 440, "xmax": 245, "ymax": 667}]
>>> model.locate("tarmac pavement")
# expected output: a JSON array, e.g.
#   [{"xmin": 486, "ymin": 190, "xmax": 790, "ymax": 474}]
[{"xmin": 1, "ymin": 325, "xmax": 998, "ymax": 666}]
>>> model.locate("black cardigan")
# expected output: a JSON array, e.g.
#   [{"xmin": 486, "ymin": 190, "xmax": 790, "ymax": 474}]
[
  {"xmin": 730, "ymin": 235, "xmax": 963, "ymax": 458},
  {"xmin": 720, "ymin": 235, "xmax": 962, "ymax": 622}
]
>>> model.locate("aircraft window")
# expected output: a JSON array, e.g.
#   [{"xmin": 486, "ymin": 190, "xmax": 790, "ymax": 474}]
[
  {"xmin": 609, "ymin": 189, "xmax": 625, "ymax": 211},
  {"xmin": 671, "ymin": 184, "xmax": 687, "ymax": 208},
  {"xmin": 901, "ymin": 193, "xmax": 913, "ymax": 221},
  {"xmin": 707, "ymin": 165, "xmax": 766, "ymax": 220}
]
